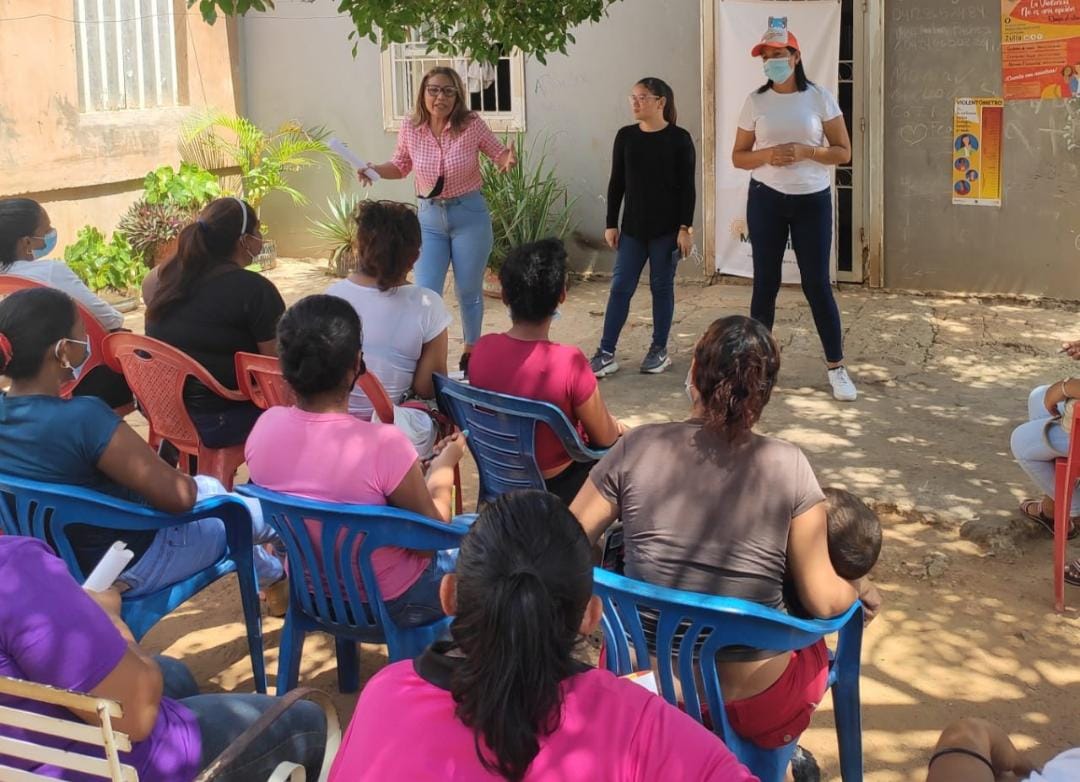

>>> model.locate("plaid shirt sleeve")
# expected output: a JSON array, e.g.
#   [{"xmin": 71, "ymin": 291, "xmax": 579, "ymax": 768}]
[
  {"xmin": 390, "ymin": 124, "xmax": 413, "ymax": 177},
  {"xmin": 471, "ymin": 116, "xmax": 507, "ymax": 162}
]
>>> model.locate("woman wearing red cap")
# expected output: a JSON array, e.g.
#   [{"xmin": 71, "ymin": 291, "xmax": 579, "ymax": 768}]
[{"xmin": 732, "ymin": 26, "xmax": 855, "ymax": 402}]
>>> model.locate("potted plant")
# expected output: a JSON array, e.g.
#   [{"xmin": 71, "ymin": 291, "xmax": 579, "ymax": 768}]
[
  {"xmin": 181, "ymin": 110, "xmax": 352, "ymax": 270},
  {"xmin": 309, "ymin": 193, "xmax": 362, "ymax": 277},
  {"xmin": 64, "ymin": 226, "xmax": 146, "ymax": 311},
  {"xmin": 480, "ymin": 132, "xmax": 578, "ymax": 297}
]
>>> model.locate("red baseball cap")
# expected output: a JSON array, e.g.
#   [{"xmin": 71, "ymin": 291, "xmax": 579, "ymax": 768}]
[{"xmin": 751, "ymin": 31, "xmax": 800, "ymax": 57}]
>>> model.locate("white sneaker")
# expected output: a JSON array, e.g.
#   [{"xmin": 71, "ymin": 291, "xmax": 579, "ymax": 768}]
[{"xmin": 827, "ymin": 366, "xmax": 857, "ymax": 401}]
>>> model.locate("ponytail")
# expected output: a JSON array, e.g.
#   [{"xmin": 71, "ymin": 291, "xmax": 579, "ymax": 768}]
[
  {"xmin": 449, "ymin": 491, "xmax": 594, "ymax": 781},
  {"xmin": 637, "ymin": 76, "xmax": 677, "ymax": 125}
]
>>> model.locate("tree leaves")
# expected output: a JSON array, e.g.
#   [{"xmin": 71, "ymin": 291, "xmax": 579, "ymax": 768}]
[{"xmin": 187, "ymin": 0, "xmax": 623, "ymax": 64}]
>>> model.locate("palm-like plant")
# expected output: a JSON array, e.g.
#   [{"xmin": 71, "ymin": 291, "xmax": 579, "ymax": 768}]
[
  {"xmin": 180, "ymin": 110, "xmax": 351, "ymax": 210},
  {"xmin": 309, "ymin": 192, "xmax": 363, "ymax": 277}
]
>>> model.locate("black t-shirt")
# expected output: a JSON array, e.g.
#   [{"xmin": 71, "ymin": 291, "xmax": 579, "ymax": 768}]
[
  {"xmin": 146, "ymin": 265, "xmax": 285, "ymax": 414},
  {"xmin": 605, "ymin": 124, "xmax": 696, "ymax": 241}
]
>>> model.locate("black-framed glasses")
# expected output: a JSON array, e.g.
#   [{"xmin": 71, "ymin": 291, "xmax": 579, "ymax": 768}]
[{"xmin": 425, "ymin": 86, "xmax": 458, "ymax": 98}]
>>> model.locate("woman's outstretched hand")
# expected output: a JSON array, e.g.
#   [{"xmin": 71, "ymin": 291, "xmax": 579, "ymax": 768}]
[{"xmin": 497, "ymin": 142, "xmax": 517, "ymax": 173}]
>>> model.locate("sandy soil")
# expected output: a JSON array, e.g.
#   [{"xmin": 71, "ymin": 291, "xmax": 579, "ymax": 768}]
[{"xmin": 131, "ymin": 259, "xmax": 1080, "ymax": 780}]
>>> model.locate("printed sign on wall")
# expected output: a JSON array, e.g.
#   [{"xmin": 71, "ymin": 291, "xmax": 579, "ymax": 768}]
[
  {"xmin": 952, "ymin": 98, "xmax": 1004, "ymax": 207},
  {"xmin": 1002, "ymin": 0, "xmax": 1080, "ymax": 100}
]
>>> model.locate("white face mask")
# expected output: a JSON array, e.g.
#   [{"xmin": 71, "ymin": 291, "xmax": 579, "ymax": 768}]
[{"xmin": 56, "ymin": 337, "xmax": 92, "ymax": 380}]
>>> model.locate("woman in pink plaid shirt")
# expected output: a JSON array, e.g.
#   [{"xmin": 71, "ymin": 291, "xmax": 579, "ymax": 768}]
[{"xmin": 361, "ymin": 67, "xmax": 516, "ymax": 375}]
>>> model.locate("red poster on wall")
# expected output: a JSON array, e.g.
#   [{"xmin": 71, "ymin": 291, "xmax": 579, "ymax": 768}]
[{"xmin": 1002, "ymin": 0, "xmax": 1080, "ymax": 100}]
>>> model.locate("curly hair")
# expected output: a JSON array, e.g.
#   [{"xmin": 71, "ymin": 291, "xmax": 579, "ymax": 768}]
[
  {"xmin": 692, "ymin": 315, "xmax": 779, "ymax": 439},
  {"xmin": 499, "ymin": 238, "xmax": 567, "ymax": 323},
  {"xmin": 353, "ymin": 200, "xmax": 421, "ymax": 291}
]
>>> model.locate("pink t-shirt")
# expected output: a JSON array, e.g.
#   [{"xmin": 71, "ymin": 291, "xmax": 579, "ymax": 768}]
[
  {"xmin": 468, "ymin": 334, "xmax": 598, "ymax": 472},
  {"xmin": 329, "ymin": 657, "xmax": 758, "ymax": 781},
  {"xmin": 245, "ymin": 407, "xmax": 427, "ymax": 600}
]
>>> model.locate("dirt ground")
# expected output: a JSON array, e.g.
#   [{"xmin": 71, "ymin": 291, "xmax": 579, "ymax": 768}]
[{"xmin": 129, "ymin": 258, "xmax": 1080, "ymax": 781}]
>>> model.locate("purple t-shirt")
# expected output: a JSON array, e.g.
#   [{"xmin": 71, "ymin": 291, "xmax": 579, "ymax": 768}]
[{"xmin": 0, "ymin": 537, "xmax": 201, "ymax": 781}]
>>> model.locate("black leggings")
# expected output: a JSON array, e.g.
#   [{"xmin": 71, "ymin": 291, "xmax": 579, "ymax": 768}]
[
  {"xmin": 746, "ymin": 180, "xmax": 844, "ymax": 363},
  {"xmin": 543, "ymin": 459, "xmax": 596, "ymax": 506}
]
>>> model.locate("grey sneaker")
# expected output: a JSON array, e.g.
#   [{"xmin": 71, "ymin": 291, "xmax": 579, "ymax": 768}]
[
  {"xmin": 640, "ymin": 346, "xmax": 671, "ymax": 374},
  {"xmin": 590, "ymin": 349, "xmax": 619, "ymax": 378}
]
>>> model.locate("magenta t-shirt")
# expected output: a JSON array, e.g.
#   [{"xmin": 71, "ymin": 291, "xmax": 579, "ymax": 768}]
[
  {"xmin": 468, "ymin": 334, "xmax": 598, "ymax": 472},
  {"xmin": 0, "ymin": 537, "xmax": 201, "ymax": 781},
  {"xmin": 329, "ymin": 652, "xmax": 758, "ymax": 781},
  {"xmin": 245, "ymin": 407, "xmax": 428, "ymax": 600}
]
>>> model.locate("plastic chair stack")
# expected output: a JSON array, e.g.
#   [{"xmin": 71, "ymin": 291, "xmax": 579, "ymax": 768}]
[
  {"xmin": 433, "ymin": 373, "xmax": 607, "ymax": 507},
  {"xmin": 103, "ymin": 333, "xmax": 248, "ymax": 489},
  {"xmin": 1052, "ymin": 402, "xmax": 1080, "ymax": 611},
  {"xmin": 237, "ymin": 484, "xmax": 472, "ymax": 695},
  {"xmin": 593, "ymin": 568, "xmax": 864, "ymax": 782},
  {"xmin": 0, "ymin": 473, "xmax": 267, "ymax": 692}
]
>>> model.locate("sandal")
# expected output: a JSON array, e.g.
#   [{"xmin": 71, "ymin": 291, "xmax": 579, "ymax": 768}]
[
  {"xmin": 1066, "ymin": 559, "xmax": 1080, "ymax": 587},
  {"xmin": 1019, "ymin": 499, "xmax": 1080, "ymax": 540}
]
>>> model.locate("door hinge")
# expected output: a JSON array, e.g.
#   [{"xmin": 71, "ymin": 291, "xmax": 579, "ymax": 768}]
[{"xmin": 859, "ymin": 116, "xmax": 867, "ymax": 134}]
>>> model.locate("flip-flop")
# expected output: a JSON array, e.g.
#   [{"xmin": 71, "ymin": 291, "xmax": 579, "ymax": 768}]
[
  {"xmin": 1019, "ymin": 499, "xmax": 1080, "ymax": 540},
  {"xmin": 1066, "ymin": 560, "xmax": 1080, "ymax": 587}
]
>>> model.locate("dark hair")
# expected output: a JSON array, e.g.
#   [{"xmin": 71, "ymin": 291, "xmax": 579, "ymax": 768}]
[
  {"xmin": 450, "ymin": 490, "xmax": 594, "ymax": 781},
  {"xmin": 277, "ymin": 294, "xmax": 363, "ymax": 398},
  {"xmin": 0, "ymin": 198, "xmax": 44, "ymax": 269},
  {"xmin": 756, "ymin": 48, "xmax": 813, "ymax": 94},
  {"xmin": 412, "ymin": 66, "xmax": 475, "ymax": 134},
  {"xmin": 637, "ymin": 77, "xmax": 677, "ymax": 124},
  {"xmin": 499, "ymin": 239, "xmax": 567, "ymax": 323},
  {"xmin": 0, "ymin": 287, "xmax": 77, "ymax": 379},
  {"xmin": 146, "ymin": 197, "xmax": 257, "ymax": 322},
  {"xmin": 823, "ymin": 487, "xmax": 882, "ymax": 581},
  {"xmin": 692, "ymin": 315, "xmax": 780, "ymax": 439},
  {"xmin": 353, "ymin": 201, "xmax": 421, "ymax": 291}
]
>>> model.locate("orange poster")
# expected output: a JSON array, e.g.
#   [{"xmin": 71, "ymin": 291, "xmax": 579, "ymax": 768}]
[
  {"xmin": 953, "ymin": 98, "xmax": 1004, "ymax": 207},
  {"xmin": 1002, "ymin": 0, "xmax": 1080, "ymax": 100}
]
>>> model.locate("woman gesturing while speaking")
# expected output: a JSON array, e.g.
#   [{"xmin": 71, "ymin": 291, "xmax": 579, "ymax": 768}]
[
  {"xmin": 732, "ymin": 27, "xmax": 856, "ymax": 401},
  {"xmin": 360, "ymin": 67, "xmax": 516, "ymax": 375}
]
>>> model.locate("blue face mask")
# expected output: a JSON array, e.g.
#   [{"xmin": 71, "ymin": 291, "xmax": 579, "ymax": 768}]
[
  {"xmin": 764, "ymin": 58, "xmax": 794, "ymax": 84},
  {"xmin": 32, "ymin": 228, "xmax": 58, "ymax": 260}
]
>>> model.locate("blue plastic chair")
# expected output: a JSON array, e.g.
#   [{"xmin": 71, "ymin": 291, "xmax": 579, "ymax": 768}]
[
  {"xmin": 433, "ymin": 373, "xmax": 608, "ymax": 506},
  {"xmin": 593, "ymin": 568, "xmax": 864, "ymax": 782},
  {"xmin": 236, "ymin": 484, "xmax": 473, "ymax": 695},
  {"xmin": 0, "ymin": 473, "xmax": 267, "ymax": 693}
]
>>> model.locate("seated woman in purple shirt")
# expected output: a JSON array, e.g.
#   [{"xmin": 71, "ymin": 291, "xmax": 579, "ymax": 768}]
[{"xmin": 0, "ymin": 535, "xmax": 326, "ymax": 781}]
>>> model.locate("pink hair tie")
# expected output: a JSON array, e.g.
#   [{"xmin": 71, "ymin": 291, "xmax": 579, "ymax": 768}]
[{"xmin": 0, "ymin": 333, "xmax": 13, "ymax": 367}]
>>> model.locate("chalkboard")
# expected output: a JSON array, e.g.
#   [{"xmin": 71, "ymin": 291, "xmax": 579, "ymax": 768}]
[{"xmin": 885, "ymin": 0, "xmax": 1080, "ymax": 297}]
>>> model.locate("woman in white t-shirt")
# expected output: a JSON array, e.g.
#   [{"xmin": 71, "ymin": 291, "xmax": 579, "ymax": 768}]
[
  {"xmin": 326, "ymin": 200, "xmax": 452, "ymax": 457},
  {"xmin": 732, "ymin": 28, "xmax": 856, "ymax": 402}
]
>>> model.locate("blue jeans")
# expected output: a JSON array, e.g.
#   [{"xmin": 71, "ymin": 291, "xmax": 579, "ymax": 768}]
[
  {"xmin": 600, "ymin": 231, "xmax": 679, "ymax": 354},
  {"xmin": 158, "ymin": 657, "xmax": 327, "ymax": 781},
  {"xmin": 1010, "ymin": 385, "xmax": 1080, "ymax": 514},
  {"xmin": 746, "ymin": 180, "xmax": 844, "ymax": 363},
  {"xmin": 383, "ymin": 547, "xmax": 461, "ymax": 627},
  {"xmin": 119, "ymin": 480, "xmax": 283, "ymax": 596},
  {"xmin": 415, "ymin": 190, "xmax": 493, "ymax": 347}
]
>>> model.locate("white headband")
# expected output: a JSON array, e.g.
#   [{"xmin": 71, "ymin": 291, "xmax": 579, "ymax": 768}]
[{"xmin": 233, "ymin": 197, "xmax": 248, "ymax": 237}]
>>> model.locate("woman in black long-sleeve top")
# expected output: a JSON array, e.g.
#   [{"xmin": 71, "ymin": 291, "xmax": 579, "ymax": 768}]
[{"xmin": 590, "ymin": 77, "xmax": 696, "ymax": 377}]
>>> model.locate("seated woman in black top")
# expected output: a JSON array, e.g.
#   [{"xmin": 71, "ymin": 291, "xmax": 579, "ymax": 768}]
[{"xmin": 145, "ymin": 197, "xmax": 285, "ymax": 448}]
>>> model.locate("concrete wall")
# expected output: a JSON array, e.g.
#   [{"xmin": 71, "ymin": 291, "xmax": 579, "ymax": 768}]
[
  {"xmin": 238, "ymin": 0, "xmax": 704, "ymax": 276},
  {"xmin": 884, "ymin": 0, "xmax": 1080, "ymax": 297},
  {"xmin": 0, "ymin": 1, "xmax": 240, "ymax": 250}
]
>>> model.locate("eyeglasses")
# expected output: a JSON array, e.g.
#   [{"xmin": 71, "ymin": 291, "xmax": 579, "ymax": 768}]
[
  {"xmin": 425, "ymin": 85, "xmax": 458, "ymax": 98},
  {"xmin": 628, "ymin": 94, "xmax": 660, "ymax": 104}
]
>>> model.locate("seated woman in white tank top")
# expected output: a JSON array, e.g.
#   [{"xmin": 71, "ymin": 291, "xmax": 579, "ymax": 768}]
[{"xmin": 325, "ymin": 200, "xmax": 451, "ymax": 457}]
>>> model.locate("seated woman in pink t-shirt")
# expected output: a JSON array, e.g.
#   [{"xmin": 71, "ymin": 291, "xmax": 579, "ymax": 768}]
[
  {"xmin": 329, "ymin": 490, "xmax": 757, "ymax": 782},
  {"xmin": 469, "ymin": 239, "xmax": 623, "ymax": 504},
  {"xmin": 245, "ymin": 294, "xmax": 466, "ymax": 627}
]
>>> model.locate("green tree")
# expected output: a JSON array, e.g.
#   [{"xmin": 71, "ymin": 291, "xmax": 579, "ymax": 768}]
[{"xmin": 188, "ymin": 0, "xmax": 624, "ymax": 63}]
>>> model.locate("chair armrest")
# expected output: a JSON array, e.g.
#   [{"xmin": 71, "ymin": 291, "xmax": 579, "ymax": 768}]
[{"xmin": 194, "ymin": 688, "xmax": 341, "ymax": 782}]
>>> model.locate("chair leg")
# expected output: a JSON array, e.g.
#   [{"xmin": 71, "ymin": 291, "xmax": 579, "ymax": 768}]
[
  {"xmin": 234, "ymin": 559, "xmax": 267, "ymax": 694},
  {"xmin": 1054, "ymin": 461, "xmax": 1068, "ymax": 612},
  {"xmin": 453, "ymin": 464, "xmax": 464, "ymax": 515},
  {"xmin": 276, "ymin": 610, "xmax": 305, "ymax": 696},
  {"xmin": 833, "ymin": 678, "xmax": 864, "ymax": 782},
  {"xmin": 336, "ymin": 638, "xmax": 360, "ymax": 694}
]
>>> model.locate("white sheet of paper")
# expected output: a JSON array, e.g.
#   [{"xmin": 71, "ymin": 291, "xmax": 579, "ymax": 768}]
[
  {"xmin": 83, "ymin": 541, "xmax": 134, "ymax": 592},
  {"xmin": 329, "ymin": 138, "xmax": 381, "ymax": 182},
  {"xmin": 622, "ymin": 670, "xmax": 660, "ymax": 696}
]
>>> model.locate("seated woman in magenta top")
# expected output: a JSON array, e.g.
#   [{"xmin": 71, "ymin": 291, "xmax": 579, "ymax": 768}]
[
  {"xmin": 328, "ymin": 490, "xmax": 757, "ymax": 782},
  {"xmin": 468, "ymin": 239, "xmax": 624, "ymax": 505},
  {"xmin": 245, "ymin": 294, "xmax": 467, "ymax": 627}
]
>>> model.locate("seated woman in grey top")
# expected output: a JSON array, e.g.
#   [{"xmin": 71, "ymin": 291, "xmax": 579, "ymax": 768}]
[{"xmin": 572, "ymin": 315, "xmax": 880, "ymax": 752}]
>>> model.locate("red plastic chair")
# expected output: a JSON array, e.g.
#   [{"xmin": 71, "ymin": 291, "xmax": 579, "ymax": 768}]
[
  {"xmin": 0, "ymin": 275, "xmax": 134, "ymax": 415},
  {"xmin": 235, "ymin": 352, "xmax": 297, "ymax": 410},
  {"xmin": 103, "ymin": 333, "xmax": 248, "ymax": 490},
  {"xmin": 1052, "ymin": 402, "xmax": 1080, "ymax": 611}
]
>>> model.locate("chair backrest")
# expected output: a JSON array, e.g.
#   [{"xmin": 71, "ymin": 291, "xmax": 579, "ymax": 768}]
[
  {"xmin": 433, "ymin": 373, "xmax": 607, "ymax": 504},
  {"xmin": 234, "ymin": 352, "xmax": 296, "ymax": 410},
  {"xmin": 236, "ymin": 484, "xmax": 470, "ymax": 642},
  {"xmin": 0, "ymin": 675, "xmax": 137, "ymax": 781},
  {"xmin": 0, "ymin": 275, "xmax": 112, "ymax": 400},
  {"xmin": 593, "ymin": 568, "xmax": 863, "ymax": 759},
  {"xmin": 102, "ymin": 333, "xmax": 244, "ymax": 451}
]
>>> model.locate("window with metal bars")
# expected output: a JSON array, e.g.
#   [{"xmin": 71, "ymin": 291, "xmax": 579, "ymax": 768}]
[{"xmin": 73, "ymin": 0, "xmax": 182, "ymax": 113}]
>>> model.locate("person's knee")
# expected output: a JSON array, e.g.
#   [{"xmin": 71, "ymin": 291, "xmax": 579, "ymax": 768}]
[
  {"xmin": 1029, "ymin": 385, "xmax": 1050, "ymax": 411},
  {"xmin": 1009, "ymin": 422, "xmax": 1042, "ymax": 461}
]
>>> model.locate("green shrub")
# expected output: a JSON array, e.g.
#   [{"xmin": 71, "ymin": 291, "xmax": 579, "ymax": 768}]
[
  {"xmin": 64, "ymin": 226, "xmax": 146, "ymax": 295},
  {"xmin": 309, "ymin": 193, "xmax": 363, "ymax": 277},
  {"xmin": 117, "ymin": 200, "xmax": 194, "ymax": 266},
  {"xmin": 142, "ymin": 162, "xmax": 220, "ymax": 210}
]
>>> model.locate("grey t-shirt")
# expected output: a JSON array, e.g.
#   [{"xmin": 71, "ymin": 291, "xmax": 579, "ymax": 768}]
[{"xmin": 590, "ymin": 420, "xmax": 824, "ymax": 610}]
